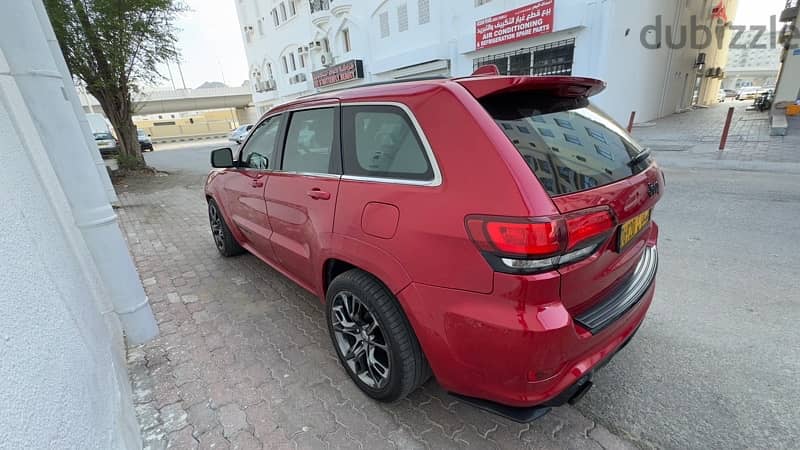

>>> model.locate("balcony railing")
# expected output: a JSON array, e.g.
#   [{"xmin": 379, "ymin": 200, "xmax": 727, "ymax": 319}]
[{"xmin": 309, "ymin": 0, "xmax": 330, "ymax": 14}]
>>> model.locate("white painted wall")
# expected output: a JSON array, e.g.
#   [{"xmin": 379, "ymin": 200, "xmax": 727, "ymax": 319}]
[
  {"xmin": 238, "ymin": 0, "xmax": 738, "ymax": 124},
  {"xmin": 0, "ymin": 1, "xmax": 151, "ymax": 447},
  {"xmin": 0, "ymin": 71, "xmax": 140, "ymax": 450}
]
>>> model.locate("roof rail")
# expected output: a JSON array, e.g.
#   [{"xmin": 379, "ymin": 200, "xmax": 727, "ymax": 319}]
[{"xmin": 297, "ymin": 75, "xmax": 449, "ymax": 98}]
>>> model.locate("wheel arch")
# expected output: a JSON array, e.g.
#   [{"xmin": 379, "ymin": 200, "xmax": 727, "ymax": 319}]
[{"xmin": 320, "ymin": 236, "xmax": 413, "ymax": 299}]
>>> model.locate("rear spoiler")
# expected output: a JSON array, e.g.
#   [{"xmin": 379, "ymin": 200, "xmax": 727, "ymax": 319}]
[{"xmin": 456, "ymin": 75, "xmax": 606, "ymax": 100}]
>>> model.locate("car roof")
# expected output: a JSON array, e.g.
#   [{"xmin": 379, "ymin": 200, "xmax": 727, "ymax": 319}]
[{"xmin": 265, "ymin": 75, "xmax": 606, "ymax": 116}]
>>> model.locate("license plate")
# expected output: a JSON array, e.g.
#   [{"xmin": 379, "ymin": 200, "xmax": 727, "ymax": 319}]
[{"xmin": 618, "ymin": 210, "xmax": 651, "ymax": 250}]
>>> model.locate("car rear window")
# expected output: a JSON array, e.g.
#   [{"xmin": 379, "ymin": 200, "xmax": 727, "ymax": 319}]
[{"xmin": 483, "ymin": 95, "xmax": 649, "ymax": 196}]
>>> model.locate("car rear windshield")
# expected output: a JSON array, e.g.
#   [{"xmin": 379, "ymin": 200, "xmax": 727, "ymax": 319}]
[
  {"xmin": 94, "ymin": 132, "xmax": 113, "ymax": 140},
  {"xmin": 482, "ymin": 94, "xmax": 650, "ymax": 197}
]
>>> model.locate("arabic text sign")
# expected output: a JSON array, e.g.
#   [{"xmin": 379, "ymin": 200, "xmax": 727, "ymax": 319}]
[
  {"xmin": 475, "ymin": 0, "xmax": 555, "ymax": 50},
  {"xmin": 312, "ymin": 59, "xmax": 364, "ymax": 88}
]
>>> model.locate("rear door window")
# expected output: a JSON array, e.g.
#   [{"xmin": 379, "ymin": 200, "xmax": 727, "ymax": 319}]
[
  {"xmin": 281, "ymin": 108, "xmax": 336, "ymax": 174},
  {"xmin": 341, "ymin": 105, "xmax": 433, "ymax": 181},
  {"xmin": 484, "ymin": 98, "xmax": 649, "ymax": 196}
]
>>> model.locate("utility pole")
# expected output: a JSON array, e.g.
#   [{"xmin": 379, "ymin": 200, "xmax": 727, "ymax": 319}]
[
  {"xmin": 165, "ymin": 60, "xmax": 176, "ymax": 90},
  {"xmin": 218, "ymin": 59, "xmax": 227, "ymax": 86},
  {"xmin": 176, "ymin": 58, "xmax": 187, "ymax": 90}
]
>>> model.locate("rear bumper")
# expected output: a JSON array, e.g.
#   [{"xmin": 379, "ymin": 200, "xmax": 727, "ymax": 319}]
[{"xmin": 398, "ymin": 224, "xmax": 658, "ymax": 409}]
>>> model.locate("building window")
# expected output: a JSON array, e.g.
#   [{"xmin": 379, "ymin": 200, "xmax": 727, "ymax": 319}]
[
  {"xmin": 289, "ymin": 53, "xmax": 297, "ymax": 71},
  {"xmin": 282, "ymin": 56, "xmax": 289, "ymax": 73},
  {"xmin": 379, "ymin": 11, "xmax": 390, "ymax": 38},
  {"xmin": 299, "ymin": 53, "xmax": 306, "ymax": 68},
  {"xmin": 554, "ymin": 118, "xmax": 574, "ymax": 130},
  {"xmin": 288, "ymin": 0, "xmax": 296, "ymax": 16},
  {"xmin": 342, "ymin": 28, "xmax": 351, "ymax": 52},
  {"xmin": 418, "ymin": 0, "xmax": 430, "ymax": 24},
  {"xmin": 564, "ymin": 134, "xmax": 582, "ymax": 145},
  {"xmin": 257, "ymin": 19, "xmax": 263, "ymax": 36},
  {"xmin": 586, "ymin": 127, "xmax": 607, "ymax": 143},
  {"xmin": 309, "ymin": 0, "xmax": 330, "ymax": 13},
  {"xmin": 473, "ymin": 39, "xmax": 576, "ymax": 76},
  {"xmin": 398, "ymin": 4, "xmax": 408, "ymax": 32},
  {"xmin": 266, "ymin": 63, "xmax": 273, "ymax": 78},
  {"xmin": 323, "ymin": 38, "xmax": 330, "ymax": 53},
  {"xmin": 279, "ymin": 2, "xmax": 287, "ymax": 21},
  {"xmin": 271, "ymin": 8, "xmax": 279, "ymax": 26}
]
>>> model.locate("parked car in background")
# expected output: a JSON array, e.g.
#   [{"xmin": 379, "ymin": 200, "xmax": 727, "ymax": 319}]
[
  {"xmin": 228, "ymin": 124, "xmax": 253, "ymax": 144},
  {"xmin": 93, "ymin": 131, "xmax": 118, "ymax": 157},
  {"xmin": 717, "ymin": 89, "xmax": 726, "ymax": 102},
  {"xmin": 724, "ymin": 89, "xmax": 738, "ymax": 98},
  {"xmin": 137, "ymin": 129, "xmax": 153, "ymax": 151},
  {"xmin": 736, "ymin": 86, "xmax": 762, "ymax": 100},
  {"xmin": 204, "ymin": 73, "xmax": 664, "ymax": 420}
]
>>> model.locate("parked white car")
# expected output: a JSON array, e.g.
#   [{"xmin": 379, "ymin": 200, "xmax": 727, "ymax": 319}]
[{"xmin": 228, "ymin": 124, "xmax": 253, "ymax": 144}]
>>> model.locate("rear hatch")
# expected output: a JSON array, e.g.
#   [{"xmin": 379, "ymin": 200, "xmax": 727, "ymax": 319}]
[{"xmin": 459, "ymin": 75, "xmax": 663, "ymax": 314}]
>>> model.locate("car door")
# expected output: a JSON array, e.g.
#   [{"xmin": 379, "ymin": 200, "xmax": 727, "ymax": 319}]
[
  {"xmin": 222, "ymin": 114, "xmax": 284, "ymax": 263},
  {"xmin": 265, "ymin": 104, "xmax": 341, "ymax": 293}
]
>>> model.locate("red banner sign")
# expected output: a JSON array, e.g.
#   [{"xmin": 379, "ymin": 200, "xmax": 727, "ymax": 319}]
[
  {"xmin": 312, "ymin": 59, "xmax": 364, "ymax": 88},
  {"xmin": 475, "ymin": 0, "xmax": 555, "ymax": 50}
]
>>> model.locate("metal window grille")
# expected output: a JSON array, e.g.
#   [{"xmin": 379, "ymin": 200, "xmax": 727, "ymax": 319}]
[
  {"xmin": 473, "ymin": 38, "xmax": 576, "ymax": 76},
  {"xmin": 398, "ymin": 4, "xmax": 409, "ymax": 32},
  {"xmin": 379, "ymin": 11, "xmax": 390, "ymax": 38},
  {"xmin": 418, "ymin": 0, "xmax": 430, "ymax": 24},
  {"xmin": 309, "ymin": 0, "xmax": 330, "ymax": 13}
]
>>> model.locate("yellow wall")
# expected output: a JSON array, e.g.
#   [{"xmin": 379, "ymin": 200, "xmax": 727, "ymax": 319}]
[{"xmin": 134, "ymin": 109, "xmax": 238, "ymax": 138}]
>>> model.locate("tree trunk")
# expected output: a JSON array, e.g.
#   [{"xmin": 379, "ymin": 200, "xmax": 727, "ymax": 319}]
[{"xmin": 91, "ymin": 86, "xmax": 145, "ymax": 169}]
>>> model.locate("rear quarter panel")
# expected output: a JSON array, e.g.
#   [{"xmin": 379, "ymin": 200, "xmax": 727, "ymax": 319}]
[{"xmin": 333, "ymin": 83, "xmax": 557, "ymax": 294}]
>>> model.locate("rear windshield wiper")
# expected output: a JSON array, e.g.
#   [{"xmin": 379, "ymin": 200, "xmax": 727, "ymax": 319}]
[{"xmin": 628, "ymin": 147, "xmax": 651, "ymax": 167}]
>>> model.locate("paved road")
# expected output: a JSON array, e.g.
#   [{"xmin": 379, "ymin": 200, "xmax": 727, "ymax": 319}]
[
  {"xmin": 145, "ymin": 139, "xmax": 234, "ymax": 175},
  {"xmin": 137, "ymin": 141, "xmax": 800, "ymax": 449}
]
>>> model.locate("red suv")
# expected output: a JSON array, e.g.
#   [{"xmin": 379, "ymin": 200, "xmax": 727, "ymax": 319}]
[{"xmin": 205, "ymin": 73, "xmax": 662, "ymax": 421}]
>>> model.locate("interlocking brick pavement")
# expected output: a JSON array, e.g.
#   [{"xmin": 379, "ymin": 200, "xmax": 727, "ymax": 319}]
[{"xmin": 118, "ymin": 173, "xmax": 636, "ymax": 449}]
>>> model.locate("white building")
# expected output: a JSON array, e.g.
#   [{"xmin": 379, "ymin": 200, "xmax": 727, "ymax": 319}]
[
  {"xmin": 1, "ymin": 1, "xmax": 157, "ymax": 447},
  {"xmin": 724, "ymin": 29, "xmax": 782, "ymax": 90},
  {"xmin": 237, "ymin": 0, "xmax": 738, "ymax": 125}
]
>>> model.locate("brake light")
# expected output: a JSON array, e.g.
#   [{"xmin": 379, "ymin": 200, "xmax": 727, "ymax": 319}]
[
  {"xmin": 484, "ymin": 221, "xmax": 562, "ymax": 255},
  {"xmin": 465, "ymin": 208, "xmax": 615, "ymax": 274},
  {"xmin": 565, "ymin": 210, "xmax": 615, "ymax": 250}
]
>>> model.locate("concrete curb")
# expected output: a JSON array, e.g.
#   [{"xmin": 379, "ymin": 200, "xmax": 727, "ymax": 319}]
[{"xmin": 151, "ymin": 133, "xmax": 229, "ymax": 144}]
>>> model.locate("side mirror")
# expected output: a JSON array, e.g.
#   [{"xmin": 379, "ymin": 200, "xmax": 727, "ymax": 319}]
[{"xmin": 211, "ymin": 147, "xmax": 235, "ymax": 168}]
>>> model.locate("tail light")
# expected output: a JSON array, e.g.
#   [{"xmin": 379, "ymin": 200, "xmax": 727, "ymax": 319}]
[{"xmin": 465, "ymin": 208, "xmax": 616, "ymax": 274}]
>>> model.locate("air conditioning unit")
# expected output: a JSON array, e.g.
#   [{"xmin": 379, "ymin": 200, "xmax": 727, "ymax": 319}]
[{"xmin": 320, "ymin": 52, "xmax": 333, "ymax": 67}]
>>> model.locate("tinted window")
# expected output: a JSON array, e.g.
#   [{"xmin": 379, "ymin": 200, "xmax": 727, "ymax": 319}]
[
  {"xmin": 240, "ymin": 115, "xmax": 282, "ymax": 170},
  {"xmin": 484, "ymin": 98, "xmax": 648, "ymax": 197},
  {"xmin": 282, "ymin": 108, "xmax": 335, "ymax": 173},
  {"xmin": 342, "ymin": 105, "xmax": 433, "ymax": 181}
]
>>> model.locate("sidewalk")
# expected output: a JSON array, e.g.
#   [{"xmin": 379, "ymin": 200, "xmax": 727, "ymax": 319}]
[
  {"xmin": 632, "ymin": 101, "xmax": 800, "ymax": 168},
  {"xmin": 117, "ymin": 173, "xmax": 635, "ymax": 450}
]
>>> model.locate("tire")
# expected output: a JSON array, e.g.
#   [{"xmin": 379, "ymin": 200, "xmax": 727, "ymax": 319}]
[
  {"xmin": 326, "ymin": 269, "xmax": 430, "ymax": 402},
  {"xmin": 208, "ymin": 199, "xmax": 245, "ymax": 257}
]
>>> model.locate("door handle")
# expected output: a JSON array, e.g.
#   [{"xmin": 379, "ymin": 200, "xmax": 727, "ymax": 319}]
[
  {"xmin": 251, "ymin": 179, "xmax": 264, "ymax": 188},
  {"xmin": 307, "ymin": 188, "xmax": 331, "ymax": 200}
]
